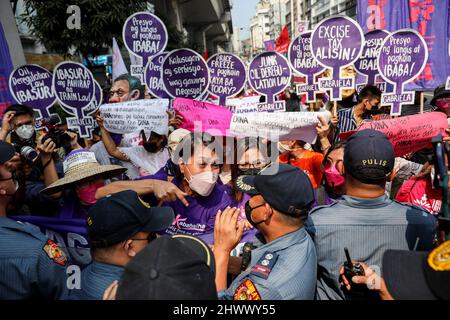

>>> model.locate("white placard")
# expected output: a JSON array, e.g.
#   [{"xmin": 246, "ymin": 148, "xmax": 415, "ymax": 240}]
[{"xmin": 226, "ymin": 96, "xmax": 261, "ymax": 113}]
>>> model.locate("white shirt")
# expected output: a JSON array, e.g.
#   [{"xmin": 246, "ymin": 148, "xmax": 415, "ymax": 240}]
[{"xmin": 119, "ymin": 146, "xmax": 169, "ymax": 180}]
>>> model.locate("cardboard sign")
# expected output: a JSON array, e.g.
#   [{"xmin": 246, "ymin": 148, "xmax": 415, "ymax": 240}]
[
  {"xmin": 173, "ymin": 98, "xmax": 232, "ymax": 136},
  {"xmin": 311, "ymin": 16, "xmax": 364, "ymax": 100},
  {"xmin": 229, "ymin": 111, "xmax": 331, "ymax": 143},
  {"xmin": 100, "ymin": 99, "xmax": 169, "ymax": 135},
  {"xmin": 207, "ymin": 53, "xmax": 247, "ymax": 106},
  {"xmin": 248, "ymin": 51, "xmax": 291, "ymax": 108},
  {"xmin": 162, "ymin": 49, "xmax": 210, "ymax": 99},
  {"xmin": 340, "ymin": 112, "xmax": 447, "ymax": 157},
  {"xmin": 378, "ymin": 29, "xmax": 428, "ymax": 116},
  {"xmin": 144, "ymin": 52, "xmax": 170, "ymax": 99},
  {"xmin": 9, "ymin": 64, "xmax": 56, "ymax": 120},
  {"xmin": 53, "ymin": 61, "xmax": 96, "ymax": 138},
  {"xmin": 226, "ymin": 96, "xmax": 261, "ymax": 114},
  {"xmin": 288, "ymin": 31, "xmax": 325, "ymax": 103}
]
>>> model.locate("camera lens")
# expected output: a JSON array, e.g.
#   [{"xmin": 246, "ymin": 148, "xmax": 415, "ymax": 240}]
[{"xmin": 20, "ymin": 146, "xmax": 38, "ymax": 162}]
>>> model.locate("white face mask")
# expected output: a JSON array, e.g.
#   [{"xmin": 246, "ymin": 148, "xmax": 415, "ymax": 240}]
[
  {"xmin": 220, "ymin": 171, "xmax": 232, "ymax": 185},
  {"xmin": 185, "ymin": 167, "xmax": 218, "ymax": 197},
  {"xmin": 15, "ymin": 124, "xmax": 35, "ymax": 140},
  {"xmin": 277, "ymin": 142, "xmax": 293, "ymax": 153}
]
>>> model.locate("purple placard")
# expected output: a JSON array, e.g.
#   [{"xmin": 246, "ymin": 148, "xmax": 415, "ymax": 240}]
[
  {"xmin": 144, "ymin": 52, "xmax": 170, "ymax": 99},
  {"xmin": 122, "ymin": 12, "xmax": 168, "ymax": 65},
  {"xmin": 288, "ymin": 31, "xmax": 325, "ymax": 103},
  {"xmin": 310, "ymin": 16, "xmax": 364, "ymax": 101},
  {"xmin": 207, "ymin": 53, "xmax": 247, "ymax": 106},
  {"xmin": 354, "ymin": 29, "xmax": 390, "ymax": 86},
  {"xmin": 83, "ymin": 80, "xmax": 103, "ymax": 116},
  {"xmin": 377, "ymin": 29, "xmax": 428, "ymax": 116},
  {"xmin": 8, "ymin": 64, "xmax": 56, "ymax": 119},
  {"xmin": 53, "ymin": 61, "xmax": 95, "ymax": 137},
  {"xmin": 248, "ymin": 51, "xmax": 292, "ymax": 104},
  {"xmin": 161, "ymin": 48, "xmax": 210, "ymax": 100}
]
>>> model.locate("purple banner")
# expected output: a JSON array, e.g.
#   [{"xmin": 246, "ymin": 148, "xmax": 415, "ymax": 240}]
[
  {"xmin": 9, "ymin": 65, "xmax": 56, "ymax": 119},
  {"xmin": 0, "ymin": 22, "xmax": 15, "ymax": 116},
  {"xmin": 357, "ymin": 0, "xmax": 450, "ymax": 91},
  {"xmin": 162, "ymin": 48, "xmax": 210, "ymax": 99},
  {"xmin": 144, "ymin": 52, "xmax": 170, "ymax": 99},
  {"xmin": 122, "ymin": 12, "xmax": 168, "ymax": 65},
  {"xmin": 207, "ymin": 53, "xmax": 247, "ymax": 106},
  {"xmin": 248, "ymin": 51, "xmax": 292, "ymax": 104},
  {"xmin": 311, "ymin": 16, "xmax": 364, "ymax": 100}
]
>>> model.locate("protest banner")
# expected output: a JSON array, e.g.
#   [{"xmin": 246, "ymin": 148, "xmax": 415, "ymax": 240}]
[
  {"xmin": 162, "ymin": 48, "xmax": 210, "ymax": 100},
  {"xmin": 288, "ymin": 31, "xmax": 325, "ymax": 103},
  {"xmin": 357, "ymin": 0, "xmax": 450, "ymax": 92},
  {"xmin": 248, "ymin": 51, "xmax": 292, "ymax": 112},
  {"xmin": 122, "ymin": 12, "xmax": 168, "ymax": 81},
  {"xmin": 226, "ymin": 96, "xmax": 262, "ymax": 114},
  {"xmin": 100, "ymin": 99, "xmax": 169, "ymax": 135},
  {"xmin": 311, "ymin": 16, "xmax": 364, "ymax": 103},
  {"xmin": 53, "ymin": 61, "xmax": 96, "ymax": 138},
  {"xmin": 144, "ymin": 52, "xmax": 170, "ymax": 99},
  {"xmin": 173, "ymin": 97, "xmax": 232, "ymax": 136},
  {"xmin": 9, "ymin": 64, "xmax": 56, "ymax": 121},
  {"xmin": 340, "ymin": 112, "xmax": 448, "ymax": 157},
  {"xmin": 229, "ymin": 111, "xmax": 331, "ymax": 143},
  {"xmin": 377, "ymin": 29, "xmax": 428, "ymax": 116},
  {"xmin": 207, "ymin": 53, "xmax": 247, "ymax": 106}
]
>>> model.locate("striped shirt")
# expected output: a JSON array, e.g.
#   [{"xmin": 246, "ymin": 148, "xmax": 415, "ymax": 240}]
[
  {"xmin": 334, "ymin": 107, "xmax": 357, "ymax": 143},
  {"xmin": 305, "ymin": 195, "xmax": 437, "ymax": 300}
]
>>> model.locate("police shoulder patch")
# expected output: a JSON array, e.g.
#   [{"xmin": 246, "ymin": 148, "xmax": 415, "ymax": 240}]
[
  {"xmin": 42, "ymin": 239, "xmax": 67, "ymax": 266},
  {"xmin": 233, "ymin": 279, "xmax": 261, "ymax": 300},
  {"xmin": 427, "ymin": 240, "xmax": 450, "ymax": 271},
  {"xmin": 250, "ymin": 251, "xmax": 278, "ymax": 280}
]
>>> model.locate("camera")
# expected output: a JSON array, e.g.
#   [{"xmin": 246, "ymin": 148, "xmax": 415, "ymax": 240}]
[
  {"xmin": 13, "ymin": 144, "xmax": 39, "ymax": 162},
  {"xmin": 41, "ymin": 115, "xmax": 72, "ymax": 153}
]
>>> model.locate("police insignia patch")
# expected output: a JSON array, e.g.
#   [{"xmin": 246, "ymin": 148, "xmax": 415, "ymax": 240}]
[
  {"xmin": 233, "ymin": 280, "xmax": 261, "ymax": 300},
  {"xmin": 250, "ymin": 251, "xmax": 278, "ymax": 279},
  {"xmin": 43, "ymin": 239, "xmax": 67, "ymax": 266},
  {"xmin": 427, "ymin": 240, "xmax": 450, "ymax": 271}
]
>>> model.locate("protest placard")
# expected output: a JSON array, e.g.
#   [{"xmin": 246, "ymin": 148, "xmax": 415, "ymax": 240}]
[
  {"xmin": 229, "ymin": 111, "xmax": 331, "ymax": 143},
  {"xmin": 311, "ymin": 16, "xmax": 364, "ymax": 101},
  {"xmin": 377, "ymin": 29, "xmax": 428, "ymax": 116},
  {"xmin": 100, "ymin": 99, "xmax": 169, "ymax": 136},
  {"xmin": 288, "ymin": 31, "xmax": 325, "ymax": 103},
  {"xmin": 162, "ymin": 49, "xmax": 210, "ymax": 100},
  {"xmin": 340, "ymin": 112, "xmax": 447, "ymax": 156},
  {"xmin": 207, "ymin": 53, "xmax": 247, "ymax": 106},
  {"xmin": 82, "ymin": 80, "xmax": 103, "ymax": 116},
  {"xmin": 144, "ymin": 52, "xmax": 170, "ymax": 99},
  {"xmin": 173, "ymin": 97, "xmax": 232, "ymax": 136},
  {"xmin": 226, "ymin": 96, "xmax": 261, "ymax": 114},
  {"xmin": 9, "ymin": 64, "xmax": 56, "ymax": 120}
]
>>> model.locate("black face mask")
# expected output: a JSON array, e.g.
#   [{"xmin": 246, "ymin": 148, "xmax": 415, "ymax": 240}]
[
  {"xmin": 244, "ymin": 201, "xmax": 266, "ymax": 228},
  {"xmin": 141, "ymin": 130, "xmax": 167, "ymax": 153},
  {"xmin": 237, "ymin": 167, "xmax": 261, "ymax": 176}
]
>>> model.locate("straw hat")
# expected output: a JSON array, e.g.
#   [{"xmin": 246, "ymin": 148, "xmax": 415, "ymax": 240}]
[{"xmin": 41, "ymin": 149, "xmax": 126, "ymax": 195}]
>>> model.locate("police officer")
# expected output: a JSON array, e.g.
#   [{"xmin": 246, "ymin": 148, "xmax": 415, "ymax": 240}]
[
  {"xmin": 68, "ymin": 189, "xmax": 174, "ymax": 300},
  {"xmin": 0, "ymin": 141, "xmax": 68, "ymax": 299},
  {"xmin": 213, "ymin": 163, "xmax": 317, "ymax": 300}
]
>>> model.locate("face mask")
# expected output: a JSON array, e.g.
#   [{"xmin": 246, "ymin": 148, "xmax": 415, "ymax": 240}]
[
  {"xmin": 15, "ymin": 125, "xmax": 35, "ymax": 140},
  {"xmin": 220, "ymin": 171, "xmax": 232, "ymax": 184},
  {"xmin": 324, "ymin": 164, "xmax": 345, "ymax": 188},
  {"xmin": 143, "ymin": 142, "xmax": 161, "ymax": 153},
  {"xmin": 436, "ymin": 98, "xmax": 450, "ymax": 111},
  {"xmin": 237, "ymin": 167, "xmax": 261, "ymax": 176},
  {"xmin": 77, "ymin": 181, "xmax": 104, "ymax": 205},
  {"xmin": 244, "ymin": 201, "xmax": 266, "ymax": 228},
  {"xmin": 277, "ymin": 142, "xmax": 293, "ymax": 153},
  {"xmin": 185, "ymin": 168, "xmax": 218, "ymax": 197}
]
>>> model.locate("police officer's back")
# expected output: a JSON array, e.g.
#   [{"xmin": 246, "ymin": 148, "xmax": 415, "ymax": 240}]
[{"xmin": 214, "ymin": 163, "xmax": 317, "ymax": 300}]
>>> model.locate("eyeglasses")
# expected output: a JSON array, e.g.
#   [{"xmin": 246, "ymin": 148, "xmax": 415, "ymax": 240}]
[
  {"xmin": 131, "ymin": 232, "xmax": 157, "ymax": 242},
  {"xmin": 238, "ymin": 160, "xmax": 266, "ymax": 171}
]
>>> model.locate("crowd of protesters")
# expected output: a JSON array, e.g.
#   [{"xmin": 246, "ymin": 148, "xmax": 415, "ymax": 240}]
[{"xmin": 0, "ymin": 72, "xmax": 449, "ymax": 300}]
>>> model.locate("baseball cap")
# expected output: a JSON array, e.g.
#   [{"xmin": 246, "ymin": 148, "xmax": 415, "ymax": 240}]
[
  {"xmin": 87, "ymin": 190, "xmax": 174, "ymax": 248},
  {"xmin": 382, "ymin": 240, "xmax": 450, "ymax": 300},
  {"xmin": 235, "ymin": 163, "xmax": 315, "ymax": 217},
  {"xmin": 0, "ymin": 141, "xmax": 15, "ymax": 165},
  {"xmin": 344, "ymin": 129, "xmax": 395, "ymax": 184},
  {"xmin": 116, "ymin": 235, "xmax": 217, "ymax": 300}
]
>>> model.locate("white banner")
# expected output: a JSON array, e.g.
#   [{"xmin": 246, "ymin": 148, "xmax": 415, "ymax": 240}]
[{"xmin": 226, "ymin": 96, "xmax": 261, "ymax": 114}]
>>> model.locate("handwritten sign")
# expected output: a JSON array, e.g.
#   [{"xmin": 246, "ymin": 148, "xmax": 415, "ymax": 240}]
[
  {"xmin": 100, "ymin": 99, "xmax": 169, "ymax": 135},
  {"xmin": 226, "ymin": 96, "xmax": 261, "ymax": 114},
  {"xmin": 230, "ymin": 112, "xmax": 331, "ymax": 143},
  {"xmin": 144, "ymin": 52, "xmax": 170, "ymax": 99},
  {"xmin": 173, "ymin": 98, "xmax": 232, "ymax": 136},
  {"xmin": 288, "ymin": 31, "xmax": 325, "ymax": 103},
  {"xmin": 378, "ymin": 30, "xmax": 428, "ymax": 116},
  {"xmin": 122, "ymin": 12, "xmax": 168, "ymax": 65},
  {"xmin": 344, "ymin": 112, "xmax": 448, "ymax": 157},
  {"xmin": 53, "ymin": 61, "xmax": 95, "ymax": 137},
  {"xmin": 9, "ymin": 64, "xmax": 56, "ymax": 120},
  {"xmin": 162, "ymin": 49, "xmax": 210, "ymax": 99},
  {"xmin": 207, "ymin": 53, "xmax": 247, "ymax": 106},
  {"xmin": 311, "ymin": 16, "xmax": 364, "ymax": 100},
  {"xmin": 248, "ymin": 51, "xmax": 291, "ymax": 110}
]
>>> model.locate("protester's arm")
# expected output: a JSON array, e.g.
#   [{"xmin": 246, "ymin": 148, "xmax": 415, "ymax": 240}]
[
  {"xmin": 0, "ymin": 111, "xmax": 15, "ymax": 141},
  {"xmin": 96, "ymin": 114, "xmax": 129, "ymax": 161},
  {"xmin": 167, "ymin": 111, "xmax": 184, "ymax": 128},
  {"xmin": 37, "ymin": 136, "xmax": 62, "ymax": 199},
  {"xmin": 213, "ymin": 207, "xmax": 244, "ymax": 291},
  {"xmin": 66, "ymin": 130, "xmax": 82, "ymax": 151},
  {"xmin": 95, "ymin": 179, "xmax": 189, "ymax": 206},
  {"xmin": 316, "ymin": 116, "xmax": 332, "ymax": 154}
]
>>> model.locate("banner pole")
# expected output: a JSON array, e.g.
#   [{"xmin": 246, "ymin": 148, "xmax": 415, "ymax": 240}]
[
  {"xmin": 419, "ymin": 91, "xmax": 424, "ymax": 114},
  {"xmin": 333, "ymin": 101, "xmax": 337, "ymax": 117}
]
